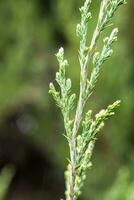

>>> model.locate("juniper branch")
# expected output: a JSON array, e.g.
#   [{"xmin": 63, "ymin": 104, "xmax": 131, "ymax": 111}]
[{"xmin": 49, "ymin": 0, "xmax": 126, "ymax": 200}]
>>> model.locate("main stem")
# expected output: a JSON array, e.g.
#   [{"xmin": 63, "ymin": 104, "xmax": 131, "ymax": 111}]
[
  {"xmin": 67, "ymin": 1, "xmax": 106, "ymax": 199},
  {"xmin": 69, "ymin": 82, "xmax": 86, "ymax": 200}
]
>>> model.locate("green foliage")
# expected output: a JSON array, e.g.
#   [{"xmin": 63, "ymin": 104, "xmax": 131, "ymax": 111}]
[
  {"xmin": 103, "ymin": 167, "xmax": 134, "ymax": 200},
  {"xmin": 0, "ymin": 0, "xmax": 133, "ymax": 199},
  {"xmin": 49, "ymin": 47, "xmax": 76, "ymax": 139},
  {"xmin": 75, "ymin": 101, "xmax": 120, "ymax": 196},
  {"xmin": 49, "ymin": 0, "xmax": 126, "ymax": 199},
  {"xmin": 0, "ymin": 0, "xmax": 49, "ymax": 113},
  {"xmin": 0, "ymin": 167, "xmax": 14, "ymax": 200}
]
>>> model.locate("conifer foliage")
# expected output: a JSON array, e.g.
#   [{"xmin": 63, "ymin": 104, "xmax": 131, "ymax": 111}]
[{"xmin": 49, "ymin": 0, "xmax": 126, "ymax": 199}]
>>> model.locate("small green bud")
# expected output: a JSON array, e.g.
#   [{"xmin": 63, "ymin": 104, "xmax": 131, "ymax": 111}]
[
  {"xmin": 66, "ymin": 79, "xmax": 72, "ymax": 91},
  {"xmin": 93, "ymin": 52, "xmax": 100, "ymax": 65},
  {"xmin": 77, "ymin": 135, "xmax": 82, "ymax": 146},
  {"xmin": 63, "ymin": 59, "xmax": 69, "ymax": 66},
  {"xmin": 79, "ymin": 6, "xmax": 85, "ymax": 14},
  {"xmin": 86, "ymin": 12, "xmax": 92, "ymax": 20},
  {"xmin": 56, "ymin": 47, "xmax": 64, "ymax": 60},
  {"xmin": 68, "ymin": 94, "xmax": 76, "ymax": 110},
  {"xmin": 76, "ymin": 24, "xmax": 82, "ymax": 37},
  {"xmin": 103, "ymin": 37, "xmax": 109, "ymax": 44}
]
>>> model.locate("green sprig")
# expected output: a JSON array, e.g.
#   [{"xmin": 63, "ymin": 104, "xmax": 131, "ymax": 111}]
[
  {"xmin": 49, "ymin": 47, "xmax": 76, "ymax": 138},
  {"xmin": 49, "ymin": 0, "xmax": 126, "ymax": 200}
]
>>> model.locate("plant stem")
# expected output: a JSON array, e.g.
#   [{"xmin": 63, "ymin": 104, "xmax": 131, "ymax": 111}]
[
  {"xmin": 49, "ymin": 1, "xmax": 126, "ymax": 199},
  {"xmin": 68, "ymin": 1, "xmax": 109, "ymax": 199}
]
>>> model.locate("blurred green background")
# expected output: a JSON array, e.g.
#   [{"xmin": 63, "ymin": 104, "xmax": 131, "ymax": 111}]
[{"xmin": 0, "ymin": 0, "xmax": 133, "ymax": 200}]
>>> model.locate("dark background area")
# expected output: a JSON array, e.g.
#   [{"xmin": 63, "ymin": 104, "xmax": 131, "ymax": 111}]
[{"xmin": 0, "ymin": 0, "xmax": 134, "ymax": 199}]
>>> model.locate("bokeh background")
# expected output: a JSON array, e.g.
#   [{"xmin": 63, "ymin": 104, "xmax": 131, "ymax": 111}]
[{"xmin": 0, "ymin": 0, "xmax": 133, "ymax": 200}]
